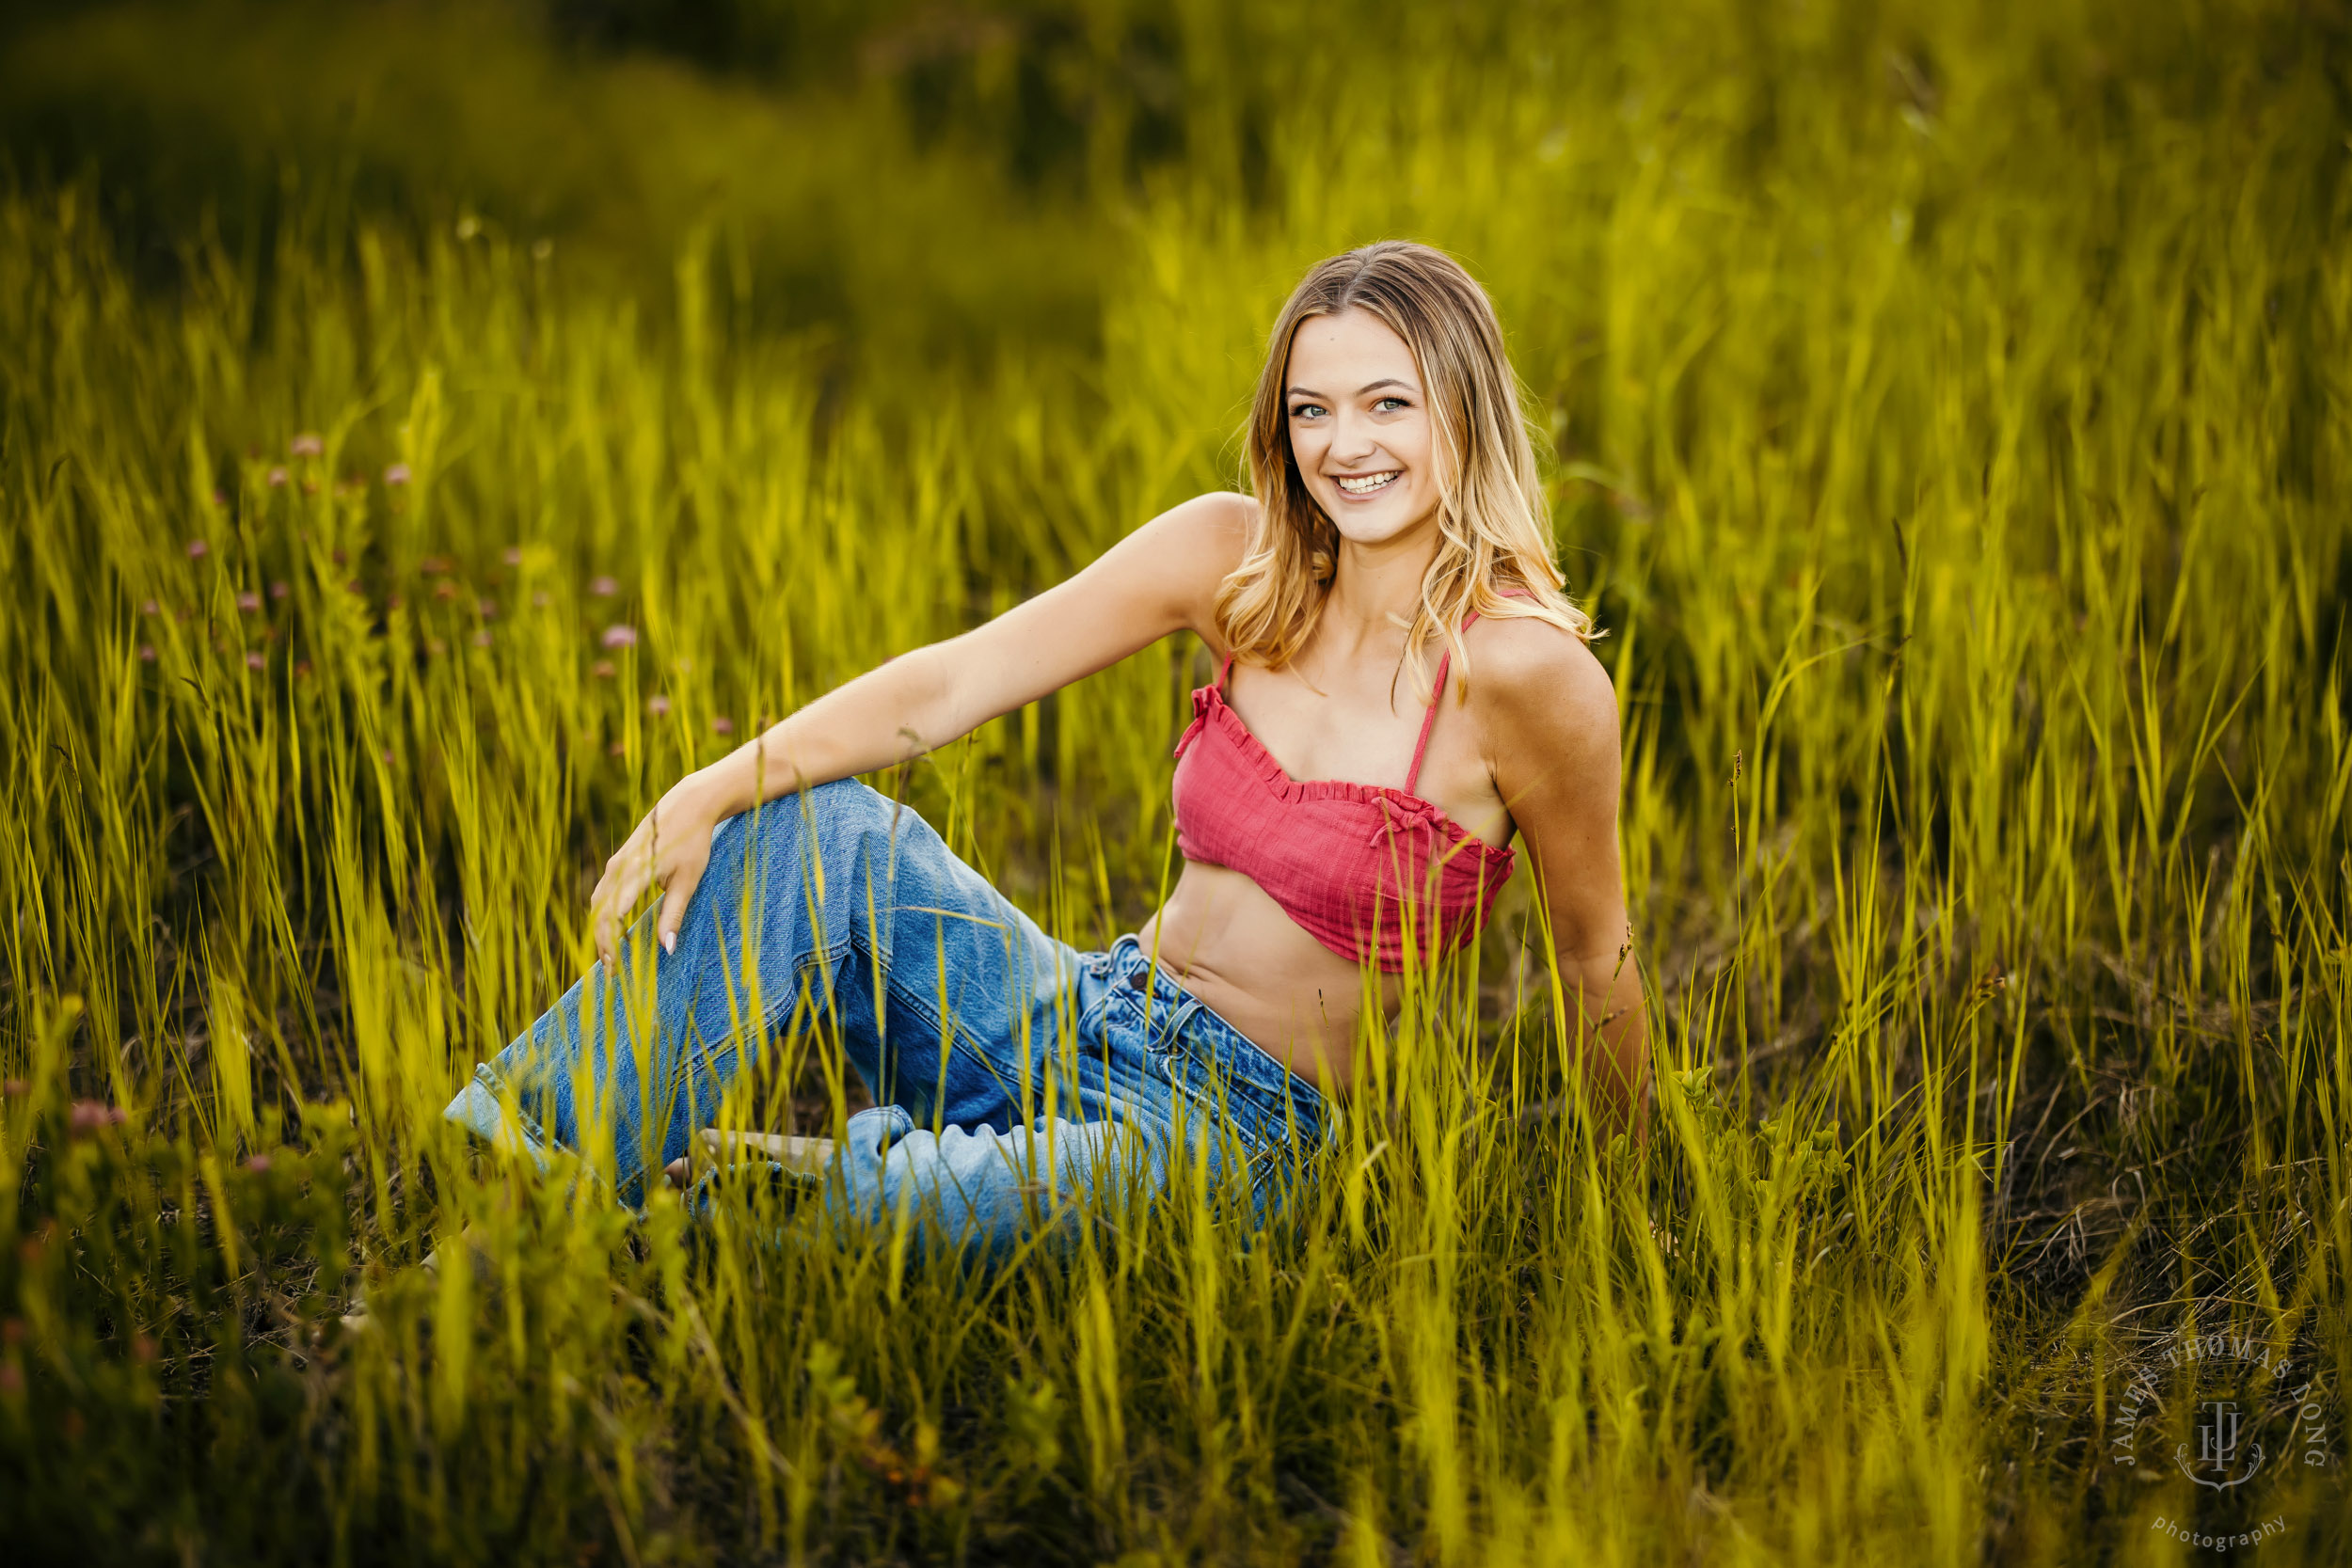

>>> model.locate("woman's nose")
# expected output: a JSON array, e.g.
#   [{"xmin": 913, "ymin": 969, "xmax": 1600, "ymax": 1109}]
[{"xmin": 1329, "ymin": 409, "xmax": 1379, "ymax": 463}]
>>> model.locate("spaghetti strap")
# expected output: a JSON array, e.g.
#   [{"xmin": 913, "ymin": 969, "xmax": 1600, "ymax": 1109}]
[
  {"xmin": 1216, "ymin": 653, "xmax": 1236, "ymax": 690},
  {"xmin": 1403, "ymin": 651, "xmax": 1452, "ymax": 796},
  {"xmin": 1403, "ymin": 588, "xmax": 1534, "ymax": 797},
  {"xmin": 1404, "ymin": 614, "xmax": 1474, "ymax": 797}
]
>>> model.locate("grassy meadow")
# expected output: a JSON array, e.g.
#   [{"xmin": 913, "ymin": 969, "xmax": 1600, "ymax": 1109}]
[{"xmin": 2, "ymin": 0, "xmax": 2348, "ymax": 1561}]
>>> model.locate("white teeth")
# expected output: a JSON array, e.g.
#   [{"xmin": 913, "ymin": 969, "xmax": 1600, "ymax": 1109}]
[{"xmin": 1336, "ymin": 471, "xmax": 1400, "ymax": 494}]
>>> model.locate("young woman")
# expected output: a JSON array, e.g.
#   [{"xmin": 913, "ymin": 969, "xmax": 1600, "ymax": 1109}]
[{"xmin": 443, "ymin": 241, "xmax": 1647, "ymax": 1254}]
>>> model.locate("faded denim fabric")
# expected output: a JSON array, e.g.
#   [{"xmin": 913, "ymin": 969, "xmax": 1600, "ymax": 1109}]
[{"xmin": 442, "ymin": 779, "xmax": 1328, "ymax": 1256}]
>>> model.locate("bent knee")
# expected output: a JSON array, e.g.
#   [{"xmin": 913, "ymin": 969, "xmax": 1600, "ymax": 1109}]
[
  {"xmin": 802, "ymin": 776, "xmax": 889, "ymax": 826},
  {"xmin": 756, "ymin": 777, "xmax": 914, "ymax": 841},
  {"xmin": 724, "ymin": 777, "xmax": 891, "ymax": 859},
  {"xmin": 803, "ymin": 778, "xmax": 938, "ymax": 866}
]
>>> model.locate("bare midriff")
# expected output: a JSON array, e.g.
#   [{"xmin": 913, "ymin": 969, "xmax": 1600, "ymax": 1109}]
[{"xmin": 1133, "ymin": 859, "xmax": 1403, "ymax": 1095}]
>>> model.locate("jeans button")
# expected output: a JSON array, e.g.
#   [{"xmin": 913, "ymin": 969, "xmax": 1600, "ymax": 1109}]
[{"xmin": 1123, "ymin": 969, "xmax": 1147, "ymax": 991}]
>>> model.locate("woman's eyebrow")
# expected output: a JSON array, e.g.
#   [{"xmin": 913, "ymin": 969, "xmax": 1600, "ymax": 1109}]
[{"xmin": 1286, "ymin": 377, "xmax": 1418, "ymax": 399}]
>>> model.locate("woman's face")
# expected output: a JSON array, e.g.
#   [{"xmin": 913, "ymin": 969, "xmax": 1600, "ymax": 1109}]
[{"xmin": 1284, "ymin": 308, "xmax": 1443, "ymax": 550}]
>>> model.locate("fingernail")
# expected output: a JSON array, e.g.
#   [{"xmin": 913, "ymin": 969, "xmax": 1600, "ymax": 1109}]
[{"xmin": 661, "ymin": 931, "xmax": 676, "ymax": 955}]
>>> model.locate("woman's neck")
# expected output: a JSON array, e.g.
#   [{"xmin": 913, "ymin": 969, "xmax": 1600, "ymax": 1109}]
[{"xmin": 1318, "ymin": 522, "xmax": 1441, "ymax": 658}]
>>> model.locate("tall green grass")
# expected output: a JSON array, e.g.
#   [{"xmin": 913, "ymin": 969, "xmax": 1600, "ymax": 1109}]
[{"xmin": 2, "ymin": 1, "xmax": 2347, "ymax": 1561}]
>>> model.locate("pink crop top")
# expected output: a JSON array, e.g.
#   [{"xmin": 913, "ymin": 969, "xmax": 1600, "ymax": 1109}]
[{"xmin": 1169, "ymin": 603, "xmax": 1521, "ymax": 972}]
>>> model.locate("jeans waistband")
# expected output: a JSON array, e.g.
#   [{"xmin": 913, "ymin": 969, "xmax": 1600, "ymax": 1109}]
[{"xmin": 1095, "ymin": 935, "xmax": 1330, "ymax": 1139}]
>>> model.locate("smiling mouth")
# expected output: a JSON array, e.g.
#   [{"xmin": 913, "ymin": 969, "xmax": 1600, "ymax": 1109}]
[{"xmin": 1333, "ymin": 470, "xmax": 1401, "ymax": 495}]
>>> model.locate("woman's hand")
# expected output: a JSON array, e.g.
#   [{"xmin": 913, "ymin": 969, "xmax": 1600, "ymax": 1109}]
[{"xmin": 588, "ymin": 774, "xmax": 723, "ymax": 969}]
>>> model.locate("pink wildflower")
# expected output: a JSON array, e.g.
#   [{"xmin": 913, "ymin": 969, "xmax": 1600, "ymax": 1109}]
[
  {"xmin": 270, "ymin": 580, "xmax": 290, "ymax": 600},
  {"xmin": 137, "ymin": 644, "xmax": 156, "ymax": 663},
  {"xmin": 139, "ymin": 599, "xmax": 159, "ymax": 615},
  {"xmin": 711, "ymin": 716, "xmax": 734, "ymax": 736},
  {"xmin": 245, "ymin": 652, "xmax": 265, "ymax": 671},
  {"xmin": 647, "ymin": 694, "xmax": 671, "ymax": 717},
  {"xmin": 236, "ymin": 592, "xmax": 262, "ymax": 613},
  {"xmin": 591, "ymin": 659, "xmax": 615, "ymax": 679},
  {"xmin": 290, "ymin": 433, "xmax": 324, "ymax": 458},
  {"xmin": 472, "ymin": 629, "xmax": 494, "ymax": 648},
  {"xmin": 186, "ymin": 539, "xmax": 209, "ymax": 559},
  {"xmin": 383, "ymin": 463, "xmax": 411, "ymax": 486},
  {"xmin": 67, "ymin": 1101, "xmax": 125, "ymax": 1134},
  {"xmin": 600, "ymin": 625, "xmax": 638, "ymax": 649},
  {"xmin": 501, "ymin": 546, "xmax": 522, "ymax": 566},
  {"xmin": 589, "ymin": 575, "xmax": 618, "ymax": 597},
  {"xmin": 267, "ymin": 467, "xmax": 288, "ymax": 488}
]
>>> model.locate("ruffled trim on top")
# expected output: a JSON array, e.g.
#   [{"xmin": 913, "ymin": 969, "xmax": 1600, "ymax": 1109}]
[{"xmin": 1175, "ymin": 683, "xmax": 1518, "ymax": 881}]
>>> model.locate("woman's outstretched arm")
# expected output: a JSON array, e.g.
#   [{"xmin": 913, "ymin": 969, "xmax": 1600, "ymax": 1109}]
[{"xmin": 588, "ymin": 493, "xmax": 1251, "ymax": 965}]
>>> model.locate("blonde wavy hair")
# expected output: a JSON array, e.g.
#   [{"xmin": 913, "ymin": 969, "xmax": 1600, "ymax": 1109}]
[{"xmin": 1216, "ymin": 241, "xmax": 1593, "ymax": 699}]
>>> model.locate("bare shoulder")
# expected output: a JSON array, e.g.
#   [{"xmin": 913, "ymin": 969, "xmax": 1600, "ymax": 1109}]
[
  {"xmin": 1463, "ymin": 613, "xmax": 1622, "ymax": 838},
  {"xmin": 1114, "ymin": 490, "xmax": 1255, "ymax": 636},
  {"xmin": 1466, "ymin": 612, "xmax": 1618, "ymax": 744},
  {"xmin": 1147, "ymin": 490, "xmax": 1256, "ymax": 561},
  {"xmin": 1468, "ymin": 615, "xmax": 1618, "ymax": 799}
]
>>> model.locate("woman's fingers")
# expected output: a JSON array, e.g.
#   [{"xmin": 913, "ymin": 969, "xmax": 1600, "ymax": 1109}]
[
  {"xmin": 592, "ymin": 823, "xmax": 653, "ymax": 968},
  {"xmin": 596, "ymin": 892, "xmax": 623, "ymax": 969},
  {"xmin": 589, "ymin": 795, "xmax": 713, "ymax": 965},
  {"xmin": 592, "ymin": 867, "xmax": 626, "ymax": 969},
  {"xmin": 657, "ymin": 863, "xmax": 700, "ymax": 955},
  {"xmin": 655, "ymin": 832, "xmax": 716, "ymax": 955},
  {"xmin": 587, "ymin": 865, "xmax": 612, "ymax": 967}
]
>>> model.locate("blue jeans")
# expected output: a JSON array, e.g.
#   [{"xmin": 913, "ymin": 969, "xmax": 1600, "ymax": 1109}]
[{"xmin": 442, "ymin": 779, "xmax": 1330, "ymax": 1257}]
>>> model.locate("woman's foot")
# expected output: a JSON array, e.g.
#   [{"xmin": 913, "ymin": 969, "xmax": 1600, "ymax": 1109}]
[{"xmin": 668, "ymin": 1130, "xmax": 836, "ymax": 1191}]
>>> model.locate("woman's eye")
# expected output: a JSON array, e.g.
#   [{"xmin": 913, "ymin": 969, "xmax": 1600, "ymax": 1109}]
[
  {"xmin": 1375, "ymin": 396, "xmax": 1409, "ymax": 413},
  {"xmin": 1290, "ymin": 404, "xmax": 1327, "ymax": 420}
]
